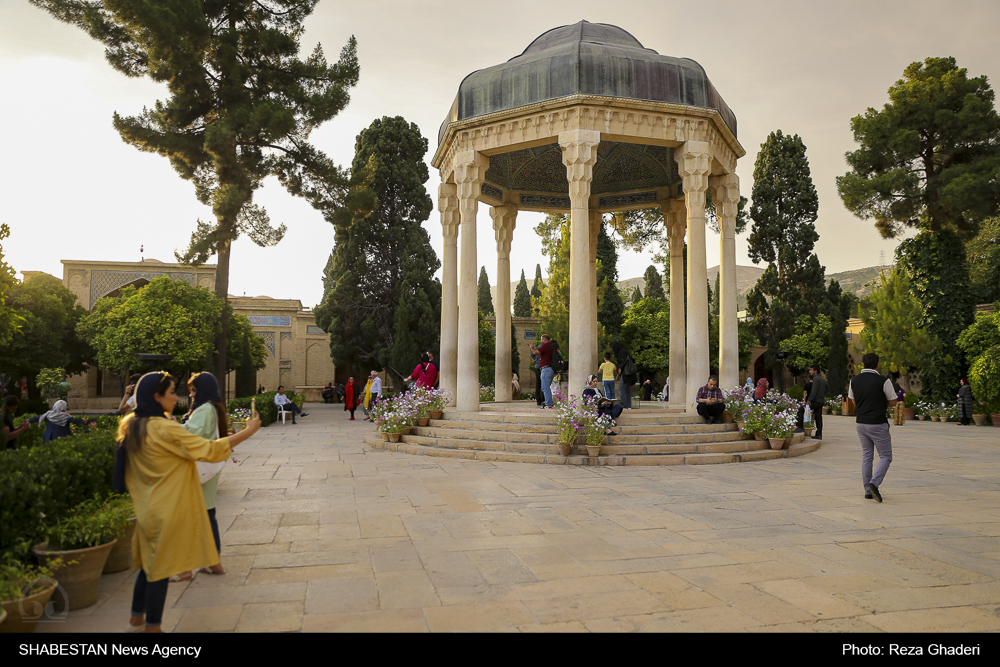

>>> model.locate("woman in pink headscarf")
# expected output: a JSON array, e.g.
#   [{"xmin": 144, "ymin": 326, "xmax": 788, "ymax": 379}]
[{"xmin": 754, "ymin": 378, "xmax": 769, "ymax": 401}]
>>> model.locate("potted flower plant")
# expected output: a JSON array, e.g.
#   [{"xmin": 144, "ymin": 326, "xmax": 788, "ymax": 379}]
[
  {"xmin": 0, "ymin": 555, "xmax": 62, "ymax": 634},
  {"xmin": 724, "ymin": 387, "xmax": 752, "ymax": 430},
  {"xmin": 228, "ymin": 407, "xmax": 251, "ymax": 433},
  {"xmin": 427, "ymin": 388, "xmax": 451, "ymax": 420},
  {"xmin": 32, "ymin": 497, "xmax": 135, "ymax": 612},
  {"xmin": 580, "ymin": 398, "xmax": 613, "ymax": 457},
  {"xmin": 766, "ymin": 408, "xmax": 796, "ymax": 450},
  {"xmin": 741, "ymin": 404, "xmax": 771, "ymax": 441},
  {"xmin": 553, "ymin": 394, "xmax": 580, "ymax": 457}
]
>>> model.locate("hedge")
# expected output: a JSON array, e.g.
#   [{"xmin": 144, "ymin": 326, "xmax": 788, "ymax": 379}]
[{"xmin": 0, "ymin": 430, "xmax": 117, "ymax": 558}]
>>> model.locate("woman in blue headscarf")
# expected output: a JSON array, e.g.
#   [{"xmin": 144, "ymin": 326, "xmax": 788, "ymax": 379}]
[
  {"xmin": 170, "ymin": 372, "xmax": 229, "ymax": 581},
  {"xmin": 116, "ymin": 372, "xmax": 261, "ymax": 633}
]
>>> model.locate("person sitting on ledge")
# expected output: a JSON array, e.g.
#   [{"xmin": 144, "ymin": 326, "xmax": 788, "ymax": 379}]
[{"xmin": 696, "ymin": 376, "xmax": 725, "ymax": 424}]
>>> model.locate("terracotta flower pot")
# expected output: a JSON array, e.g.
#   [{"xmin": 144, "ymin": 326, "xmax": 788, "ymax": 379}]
[
  {"xmin": 972, "ymin": 414, "xmax": 987, "ymax": 426},
  {"xmin": 917, "ymin": 415, "xmax": 926, "ymax": 421},
  {"xmin": 557, "ymin": 442, "xmax": 573, "ymax": 457},
  {"xmin": 822, "ymin": 407, "xmax": 829, "ymax": 414},
  {"xmin": 783, "ymin": 437, "xmax": 793, "ymax": 449},
  {"xmin": 429, "ymin": 410, "xmax": 443, "ymax": 420},
  {"xmin": 903, "ymin": 408, "xmax": 915, "ymax": 421},
  {"xmin": 991, "ymin": 413, "xmax": 1000, "ymax": 427},
  {"xmin": 400, "ymin": 427, "xmax": 412, "ymax": 435},
  {"xmin": 768, "ymin": 437, "xmax": 784, "ymax": 450},
  {"xmin": 388, "ymin": 433, "xmax": 401, "ymax": 442},
  {"xmin": 586, "ymin": 445, "xmax": 601, "ymax": 457},
  {"xmin": 0, "ymin": 580, "xmax": 58, "ymax": 634},
  {"xmin": 416, "ymin": 417, "xmax": 430, "ymax": 427},
  {"xmin": 721, "ymin": 412, "xmax": 734, "ymax": 424},
  {"xmin": 33, "ymin": 541, "xmax": 116, "ymax": 612},
  {"xmin": 102, "ymin": 518, "xmax": 136, "ymax": 574},
  {"xmin": 381, "ymin": 432, "xmax": 390, "ymax": 441},
  {"xmin": 754, "ymin": 431, "xmax": 766, "ymax": 441},
  {"xmin": 803, "ymin": 428, "xmax": 814, "ymax": 437}
]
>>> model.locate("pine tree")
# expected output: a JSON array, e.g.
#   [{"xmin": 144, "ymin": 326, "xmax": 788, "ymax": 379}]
[
  {"xmin": 478, "ymin": 266, "xmax": 494, "ymax": 315},
  {"xmin": 631, "ymin": 286, "xmax": 643, "ymax": 305},
  {"xmin": 314, "ymin": 117, "xmax": 439, "ymax": 384},
  {"xmin": 531, "ymin": 264, "xmax": 545, "ymax": 316},
  {"xmin": 31, "ymin": 0, "xmax": 366, "ymax": 387},
  {"xmin": 643, "ymin": 265, "xmax": 665, "ymax": 301},
  {"xmin": 513, "ymin": 270, "xmax": 532, "ymax": 318},
  {"xmin": 596, "ymin": 220, "xmax": 625, "ymax": 340},
  {"xmin": 860, "ymin": 267, "xmax": 939, "ymax": 393}
]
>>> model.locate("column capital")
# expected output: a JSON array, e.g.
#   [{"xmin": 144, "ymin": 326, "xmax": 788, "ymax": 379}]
[
  {"xmin": 711, "ymin": 172, "xmax": 740, "ymax": 237},
  {"xmin": 675, "ymin": 140, "xmax": 711, "ymax": 198},
  {"xmin": 453, "ymin": 150, "xmax": 489, "ymax": 201},
  {"xmin": 660, "ymin": 198, "xmax": 687, "ymax": 243},
  {"xmin": 490, "ymin": 204, "xmax": 518, "ymax": 258},
  {"xmin": 439, "ymin": 182, "xmax": 459, "ymax": 241}
]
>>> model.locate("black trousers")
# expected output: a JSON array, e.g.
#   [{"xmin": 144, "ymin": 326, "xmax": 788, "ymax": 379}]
[
  {"xmin": 697, "ymin": 403, "xmax": 725, "ymax": 420},
  {"xmin": 810, "ymin": 400, "xmax": 824, "ymax": 435}
]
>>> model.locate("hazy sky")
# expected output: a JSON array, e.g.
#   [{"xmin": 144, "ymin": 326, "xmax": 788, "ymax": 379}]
[{"xmin": 3, "ymin": 1, "xmax": 999, "ymax": 308}]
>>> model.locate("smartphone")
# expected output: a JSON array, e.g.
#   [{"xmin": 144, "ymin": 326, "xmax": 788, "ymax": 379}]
[{"xmin": 251, "ymin": 397, "xmax": 256, "ymax": 419}]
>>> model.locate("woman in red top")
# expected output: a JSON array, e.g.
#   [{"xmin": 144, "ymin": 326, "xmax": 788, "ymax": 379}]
[
  {"xmin": 404, "ymin": 354, "xmax": 438, "ymax": 389},
  {"xmin": 344, "ymin": 377, "xmax": 358, "ymax": 420}
]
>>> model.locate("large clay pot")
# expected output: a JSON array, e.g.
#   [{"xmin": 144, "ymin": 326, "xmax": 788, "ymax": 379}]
[
  {"xmin": 33, "ymin": 541, "xmax": 115, "ymax": 612},
  {"xmin": 429, "ymin": 411, "xmax": 443, "ymax": 420},
  {"xmin": 387, "ymin": 433, "xmax": 401, "ymax": 443},
  {"xmin": 768, "ymin": 438, "xmax": 784, "ymax": 450},
  {"xmin": 102, "ymin": 518, "xmax": 136, "ymax": 574},
  {"xmin": 903, "ymin": 408, "xmax": 916, "ymax": 421},
  {"xmin": 557, "ymin": 442, "xmax": 573, "ymax": 457},
  {"xmin": 991, "ymin": 414, "xmax": 1000, "ymax": 427},
  {"xmin": 416, "ymin": 417, "xmax": 430, "ymax": 427},
  {"xmin": 0, "ymin": 580, "xmax": 58, "ymax": 633},
  {"xmin": 972, "ymin": 414, "xmax": 987, "ymax": 426}
]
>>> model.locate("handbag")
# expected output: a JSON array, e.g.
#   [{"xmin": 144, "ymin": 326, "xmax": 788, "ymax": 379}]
[{"xmin": 196, "ymin": 423, "xmax": 227, "ymax": 483}]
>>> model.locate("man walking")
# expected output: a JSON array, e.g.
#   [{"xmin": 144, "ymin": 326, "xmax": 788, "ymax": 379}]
[
  {"xmin": 806, "ymin": 365, "xmax": 827, "ymax": 439},
  {"xmin": 529, "ymin": 333, "xmax": 555, "ymax": 408},
  {"xmin": 695, "ymin": 376, "xmax": 725, "ymax": 424},
  {"xmin": 849, "ymin": 353, "xmax": 897, "ymax": 502}
]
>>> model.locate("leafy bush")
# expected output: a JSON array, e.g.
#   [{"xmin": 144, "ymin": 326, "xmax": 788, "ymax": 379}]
[
  {"xmin": 787, "ymin": 384, "xmax": 805, "ymax": 401},
  {"xmin": 969, "ymin": 346, "xmax": 1000, "ymax": 414},
  {"xmin": 0, "ymin": 552, "xmax": 63, "ymax": 601},
  {"xmin": 45, "ymin": 497, "xmax": 134, "ymax": 551},
  {"xmin": 0, "ymin": 430, "xmax": 116, "ymax": 558}
]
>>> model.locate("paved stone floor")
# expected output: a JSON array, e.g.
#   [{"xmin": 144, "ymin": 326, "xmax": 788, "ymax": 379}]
[{"xmin": 41, "ymin": 404, "xmax": 1000, "ymax": 633}]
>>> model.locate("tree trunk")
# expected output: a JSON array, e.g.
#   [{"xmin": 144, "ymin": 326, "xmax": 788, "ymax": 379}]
[{"xmin": 214, "ymin": 238, "xmax": 232, "ymax": 400}]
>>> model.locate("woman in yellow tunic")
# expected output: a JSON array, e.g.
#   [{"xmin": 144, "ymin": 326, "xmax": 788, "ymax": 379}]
[{"xmin": 118, "ymin": 372, "xmax": 260, "ymax": 633}]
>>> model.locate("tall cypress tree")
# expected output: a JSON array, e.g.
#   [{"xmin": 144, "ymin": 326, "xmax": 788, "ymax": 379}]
[
  {"xmin": 478, "ymin": 267, "xmax": 494, "ymax": 315},
  {"xmin": 314, "ymin": 117, "xmax": 439, "ymax": 384},
  {"xmin": 531, "ymin": 264, "xmax": 545, "ymax": 316},
  {"xmin": 596, "ymin": 220, "xmax": 625, "ymax": 339},
  {"xmin": 31, "ymin": 0, "xmax": 365, "ymax": 388},
  {"xmin": 631, "ymin": 286, "xmax": 643, "ymax": 305},
  {"xmin": 643, "ymin": 265, "xmax": 665, "ymax": 301},
  {"xmin": 513, "ymin": 270, "xmax": 532, "ymax": 317}
]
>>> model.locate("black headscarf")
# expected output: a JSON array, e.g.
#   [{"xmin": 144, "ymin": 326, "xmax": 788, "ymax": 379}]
[
  {"xmin": 134, "ymin": 372, "xmax": 172, "ymax": 418},
  {"xmin": 190, "ymin": 372, "xmax": 222, "ymax": 412}
]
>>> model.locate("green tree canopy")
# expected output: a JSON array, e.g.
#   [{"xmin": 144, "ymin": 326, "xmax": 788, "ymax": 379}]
[
  {"xmin": 630, "ymin": 285, "xmax": 643, "ymax": 305},
  {"xmin": 621, "ymin": 297, "xmax": 670, "ymax": 376},
  {"xmin": 0, "ymin": 274, "xmax": 93, "ymax": 400},
  {"xmin": 534, "ymin": 215, "xmax": 570, "ymax": 348},
  {"xmin": 643, "ymin": 265, "xmax": 665, "ymax": 301},
  {"xmin": 860, "ymin": 267, "xmax": 939, "ymax": 392},
  {"xmin": 513, "ymin": 270, "xmax": 532, "ymax": 317},
  {"xmin": 779, "ymin": 314, "xmax": 832, "ymax": 377},
  {"xmin": 478, "ymin": 266, "xmax": 494, "ymax": 315},
  {"xmin": 77, "ymin": 277, "xmax": 264, "ymax": 377},
  {"xmin": 837, "ymin": 57, "xmax": 1000, "ymax": 239},
  {"xmin": 0, "ymin": 224, "xmax": 23, "ymax": 347},
  {"xmin": 313, "ymin": 116, "xmax": 440, "ymax": 383},
  {"xmin": 957, "ymin": 307, "xmax": 1000, "ymax": 365},
  {"xmin": 967, "ymin": 217, "xmax": 1000, "ymax": 303},
  {"xmin": 531, "ymin": 263, "xmax": 545, "ymax": 315},
  {"xmin": 32, "ymin": 0, "xmax": 366, "ymax": 385},
  {"xmin": 596, "ymin": 220, "xmax": 625, "ymax": 341}
]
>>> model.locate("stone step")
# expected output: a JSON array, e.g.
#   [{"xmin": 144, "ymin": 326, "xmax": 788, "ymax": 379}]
[
  {"xmin": 419, "ymin": 421, "xmax": 738, "ymax": 436},
  {"xmin": 364, "ymin": 432, "xmax": 821, "ymax": 465},
  {"xmin": 408, "ymin": 426, "xmax": 744, "ymax": 446},
  {"xmin": 440, "ymin": 411, "xmax": 719, "ymax": 426}
]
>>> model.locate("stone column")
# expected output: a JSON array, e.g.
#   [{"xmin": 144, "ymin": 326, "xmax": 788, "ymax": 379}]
[
  {"xmin": 438, "ymin": 182, "xmax": 459, "ymax": 403},
  {"xmin": 560, "ymin": 129, "xmax": 601, "ymax": 397},
  {"xmin": 714, "ymin": 172, "xmax": 741, "ymax": 391},
  {"xmin": 589, "ymin": 208, "xmax": 602, "ymax": 373},
  {"xmin": 491, "ymin": 204, "xmax": 517, "ymax": 402},
  {"xmin": 454, "ymin": 151, "xmax": 489, "ymax": 412},
  {"xmin": 661, "ymin": 198, "xmax": 687, "ymax": 410},
  {"xmin": 676, "ymin": 141, "xmax": 712, "ymax": 413}
]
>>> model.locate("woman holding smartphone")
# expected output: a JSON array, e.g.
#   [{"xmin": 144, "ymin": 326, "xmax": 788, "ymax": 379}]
[{"xmin": 117, "ymin": 372, "xmax": 261, "ymax": 633}]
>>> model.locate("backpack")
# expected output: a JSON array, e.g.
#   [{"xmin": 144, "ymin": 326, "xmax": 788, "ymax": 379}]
[{"xmin": 551, "ymin": 349, "xmax": 565, "ymax": 374}]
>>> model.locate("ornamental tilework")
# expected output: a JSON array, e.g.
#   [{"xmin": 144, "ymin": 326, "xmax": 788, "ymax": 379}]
[
  {"xmin": 279, "ymin": 332, "xmax": 293, "ymax": 341},
  {"xmin": 480, "ymin": 182, "xmax": 504, "ymax": 202},
  {"xmin": 306, "ymin": 325, "xmax": 325, "ymax": 335},
  {"xmin": 519, "ymin": 194, "xmax": 572, "ymax": 209},
  {"xmin": 598, "ymin": 191, "xmax": 659, "ymax": 209},
  {"xmin": 257, "ymin": 332, "xmax": 276, "ymax": 357},
  {"xmin": 248, "ymin": 315, "xmax": 292, "ymax": 328},
  {"xmin": 90, "ymin": 271, "xmax": 195, "ymax": 306}
]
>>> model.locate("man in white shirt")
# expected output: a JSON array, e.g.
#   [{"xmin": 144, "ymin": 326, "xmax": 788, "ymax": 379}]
[{"xmin": 274, "ymin": 386, "xmax": 307, "ymax": 424}]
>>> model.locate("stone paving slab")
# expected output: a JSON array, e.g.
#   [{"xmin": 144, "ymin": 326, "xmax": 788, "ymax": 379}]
[{"xmin": 37, "ymin": 406, "xmax": 1000, "ymax": 633}]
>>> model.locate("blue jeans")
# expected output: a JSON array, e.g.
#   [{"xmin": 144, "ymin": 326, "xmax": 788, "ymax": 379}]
[
  {"xmin": 603, "ymin": 380, "xmax": 616, "ymax": 400},
  {"xmin": 540, "ymin": 366, "xmax": 554, "ymax": 407}
]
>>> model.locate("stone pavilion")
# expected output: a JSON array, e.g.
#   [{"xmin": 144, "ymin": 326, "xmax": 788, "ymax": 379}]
[{"xmin": 432, "ymin": 21, "xmax": 745, "ymax": 412}]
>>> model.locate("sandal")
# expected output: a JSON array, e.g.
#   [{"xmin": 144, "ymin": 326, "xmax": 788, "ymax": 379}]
[
  {"xmin": 169, "ymin": 570, "xmax": 194, "ymax": 582},
  {"xmin": 199, "ymin": 564, "xmax": 226, "ymax": 575}
]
